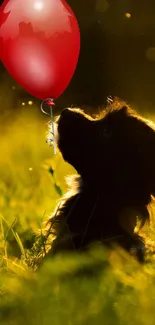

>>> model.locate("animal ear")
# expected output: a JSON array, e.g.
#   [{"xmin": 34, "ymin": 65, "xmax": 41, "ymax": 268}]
[
  {"xmin": 119, "ymin": 106, "xmax": 128, "ymax": 115},
  {"xmin": 112, "ymin": 106, "xmax": 128, "ymax": 120}
]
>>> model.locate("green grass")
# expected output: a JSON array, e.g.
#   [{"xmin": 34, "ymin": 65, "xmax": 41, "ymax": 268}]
[
  {"xmin": 0, "ymin": 105, "xmax": 155, "ymax": 325},
  {"xmin": 0, "ymin": 106, "xmax": 75, "ymax": 257}
]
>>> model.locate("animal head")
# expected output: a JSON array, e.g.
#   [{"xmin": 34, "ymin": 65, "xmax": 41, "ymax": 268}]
[
  {"xmin": 53, "ymin": 99, "xmax": 155, "ymax": 231},
  {"xmin": 57, "ymin": 101, "xmax": 154, "ymax": 191}
]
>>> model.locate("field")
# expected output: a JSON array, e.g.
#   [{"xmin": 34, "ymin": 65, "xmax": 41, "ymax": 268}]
[{"xmin": 0, "ymin": 105, "xmax": 155, "ymax": 325}]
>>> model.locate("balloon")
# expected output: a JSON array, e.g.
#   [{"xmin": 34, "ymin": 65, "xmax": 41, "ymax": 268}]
[{"xmin": 0, "ymin": 0, "xmax": 80, "ymax": 100}]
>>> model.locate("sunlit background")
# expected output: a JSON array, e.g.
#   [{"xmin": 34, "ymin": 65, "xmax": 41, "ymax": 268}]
[{"xmin": 0, "ymin": 1, "xmax": 155, "ymax": 324}]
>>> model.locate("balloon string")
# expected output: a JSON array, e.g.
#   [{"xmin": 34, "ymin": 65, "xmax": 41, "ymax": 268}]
[
  {"xmin": 40, "ymin": 98, "xmax": 56, "ymax": 155},
  {"xmin": 50, "ymin": 104, "xmax": 56, "ymax": 155}
]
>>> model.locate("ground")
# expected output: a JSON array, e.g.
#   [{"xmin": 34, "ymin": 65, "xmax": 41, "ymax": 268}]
[{"xmin": 0, "ymin": 105, "xmax": 155, "ymax": 325}]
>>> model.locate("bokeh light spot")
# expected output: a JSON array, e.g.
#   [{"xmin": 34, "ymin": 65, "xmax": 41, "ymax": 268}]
[
  {"xmin": 28, "ymin": 101, "xmax": 33, "ymax": 105},
  {"xmin": 125, "ymin": 13, "xmax": 131, "ymax": 19}
]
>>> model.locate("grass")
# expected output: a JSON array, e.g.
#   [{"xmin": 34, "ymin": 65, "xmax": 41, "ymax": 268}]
[{"xmin": 0, "ymin": 104, "xmax": 155, "ymax": 325}]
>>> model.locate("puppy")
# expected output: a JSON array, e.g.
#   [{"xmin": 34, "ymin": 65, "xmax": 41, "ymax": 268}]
[{"xmin": 45, "ymin": 99, "xmax": 155, "ymax": 262}]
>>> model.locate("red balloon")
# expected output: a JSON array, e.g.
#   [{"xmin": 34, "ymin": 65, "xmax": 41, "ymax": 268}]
[{"xmin": 0, "ymin": 0, "xmax": 80, "ymax": 100}]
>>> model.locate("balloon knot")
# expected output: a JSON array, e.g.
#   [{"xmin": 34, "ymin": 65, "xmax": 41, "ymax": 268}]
[{"xmin": 46, "ymin": 99, "xmax": 55, "ymax": 107}]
